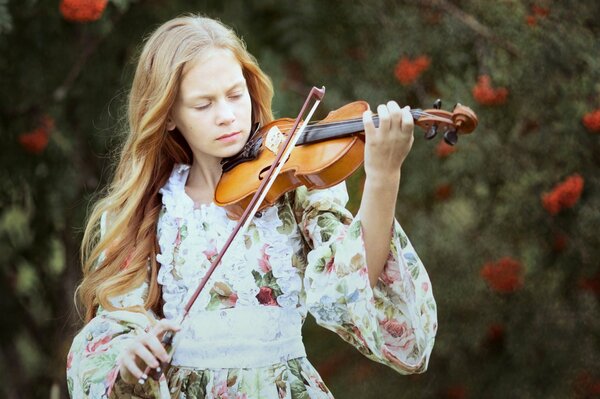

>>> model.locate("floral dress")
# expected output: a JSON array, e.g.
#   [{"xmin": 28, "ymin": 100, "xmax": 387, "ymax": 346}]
[{"xmin": 67, "ymin": 164, "xmax": 437, "ymax": 399}]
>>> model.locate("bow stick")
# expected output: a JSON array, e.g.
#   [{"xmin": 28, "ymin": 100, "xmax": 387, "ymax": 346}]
[{"xmin": 139, "ymin": 86, "xmax": 326, "ymax": 384}]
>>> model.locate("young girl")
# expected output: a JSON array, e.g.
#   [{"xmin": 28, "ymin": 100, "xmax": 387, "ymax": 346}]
[{"xmin": 67, "ymin": 14, "xmax": 437, "ymax": 399}]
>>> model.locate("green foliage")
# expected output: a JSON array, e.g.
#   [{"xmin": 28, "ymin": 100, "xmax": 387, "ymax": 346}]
[
  {"xmin": 1, "ymin": 0, "xmax": 599, "ymax": 398},
  {"xmin": 0, "ymin": 0, "xmax": 12, "ymax": 34}
]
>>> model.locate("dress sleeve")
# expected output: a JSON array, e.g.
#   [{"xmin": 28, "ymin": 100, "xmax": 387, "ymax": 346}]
[
  {"xmin": 66, "ymin": 307, "xmax": 173, "ymax": 398},
  {"xmin": 66, "ymin": 212, "xmax": 171, "ymax": 398},
  {"xmin": 294, "ymin": 182, "xmax": 437, "ymax": 374}
]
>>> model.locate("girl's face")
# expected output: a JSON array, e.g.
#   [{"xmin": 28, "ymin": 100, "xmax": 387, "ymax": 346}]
[{"xmin": 168, "ymin": 48, "xmax": 253, "ymax": 165}]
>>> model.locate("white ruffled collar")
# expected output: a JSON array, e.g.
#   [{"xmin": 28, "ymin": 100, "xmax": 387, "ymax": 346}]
[{"xmin": 159, "ymin": 163, "xmax": 224, "ymax": 218}]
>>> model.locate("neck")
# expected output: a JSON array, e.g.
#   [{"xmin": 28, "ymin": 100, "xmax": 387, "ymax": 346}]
[
  {"xmin": 296, "ymin": 109, "xmax": 428, "ymax": 145},
  {"xmin": 187, "ymin": 157, "xmax": 222, "ymax": 195}
]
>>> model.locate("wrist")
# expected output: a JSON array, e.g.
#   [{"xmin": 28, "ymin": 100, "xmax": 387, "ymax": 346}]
[{"xmin": 364, "ymin": 169, "xmax": 401, "ymax": 188}]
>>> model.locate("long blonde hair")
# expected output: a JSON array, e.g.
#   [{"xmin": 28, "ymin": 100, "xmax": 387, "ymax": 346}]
[{"xmin": 78, "ymin": 15, "xmax": 274, "ymax": 322}]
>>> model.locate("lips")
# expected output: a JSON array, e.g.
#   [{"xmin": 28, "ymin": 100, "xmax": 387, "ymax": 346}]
[{"xmin": 217, "ymin": 131, "xmax": 241, "ymax": 140}]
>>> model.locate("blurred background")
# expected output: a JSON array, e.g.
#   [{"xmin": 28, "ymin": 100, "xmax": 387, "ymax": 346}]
[{"xmin": 1, "ymin": 0, "xmax": 599, "ymax": 398}]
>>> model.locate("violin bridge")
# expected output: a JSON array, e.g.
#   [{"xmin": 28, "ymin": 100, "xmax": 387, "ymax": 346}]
[{"xmin": 264, "ymin": 125, "xmax": 286, "ymax": 155}]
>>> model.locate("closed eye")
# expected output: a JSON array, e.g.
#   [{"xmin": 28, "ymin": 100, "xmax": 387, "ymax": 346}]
[{"xmin": 194, "ymin": 103, "xmax": 211, "ymax": 110}]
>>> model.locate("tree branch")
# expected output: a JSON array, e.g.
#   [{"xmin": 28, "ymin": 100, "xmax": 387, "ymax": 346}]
[{"xmin": 419, "ymin": 0, "xmax": 521, "ymax": 57}]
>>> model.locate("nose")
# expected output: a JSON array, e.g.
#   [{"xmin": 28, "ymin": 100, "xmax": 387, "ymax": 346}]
[{"xmin": 215, "ymin": 101, "xmax": 236, "ymax": 126}]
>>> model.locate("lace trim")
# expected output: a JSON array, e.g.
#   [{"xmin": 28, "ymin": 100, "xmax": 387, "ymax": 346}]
[{"xmin": 156, "ymin": 164, "xmax": 301, "ymax": 320}]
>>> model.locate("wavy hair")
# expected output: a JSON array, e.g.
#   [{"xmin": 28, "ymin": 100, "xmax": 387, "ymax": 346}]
[{"xmin": 77, "ymin": 15, "xmax": 274, "ymax": 322}]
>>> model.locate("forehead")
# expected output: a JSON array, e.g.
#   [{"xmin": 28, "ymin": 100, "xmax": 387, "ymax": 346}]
[{"xmin": 179, "ymin": 48, "xmax": 245, "ymax": 98}]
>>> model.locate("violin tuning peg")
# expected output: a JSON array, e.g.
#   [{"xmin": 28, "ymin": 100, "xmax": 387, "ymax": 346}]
[
  {"xmin": 425, "ymin": 124, "xmax": 438, "ymax": 140},
  {"xmin": 433, "ymin": 99, "xmax": 442, "ymax": 109},
  {"xmin": 443, "ymin": 129, "xmax": 458, "ymax": 146}
]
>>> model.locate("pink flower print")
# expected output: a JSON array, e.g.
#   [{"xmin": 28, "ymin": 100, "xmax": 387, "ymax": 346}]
[
  {"xmin": 358, "ymin": 265, "xmax": 368, "ymax": 277},
  {"xmin": 380, "ymin": 319, "xmax": 416, "ymax": 353},
  {"xmin": 380, "ymin": 263, "xmax": 401, "ymax": 285},
  {"xmin": 66, "ymin": 352, "xmax": 73, "ymax": 369},
  {"xmin": 227, "ymin": 292, "xmax": 239, "ymax": 307},
  {"xmin": 256, "ymin": 286, "xmax": 278, "ymax": 306},
  {"xmin": 203, "ymin": 245, "xmax": 218, "ymax": 261},
  {"xmin": 174, "ymin": 224, "xmax": 182, "ymax": 246},
  {"xmin": 422, "ymin": 281, "xmax": 429, "ymax": 292},
  {"xmin": 258, "ymin": 244, "xmax": 272, "ymax": 273},
  {"xmin": 211, "ymin": 380, "xmax": 229, "ymax": 398},
  {"xmin": 351, "ymin": 325, "xmax": 370, "ymax": 349},
  {"xmin": 85, "ymin": 334, "xmax": 112, "ymax": 355},
  {"xmin": 325, "ymin": 258, "xmax": 335, "ymax": 273},
  {"xmin": 105, "ymin": 366, "xmax": 120, "ymax": 396}
]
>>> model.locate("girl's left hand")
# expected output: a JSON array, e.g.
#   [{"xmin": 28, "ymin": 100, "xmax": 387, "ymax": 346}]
[{"xmin": 362, "ymin": 101, "xmax": 414, "ymax": 179}]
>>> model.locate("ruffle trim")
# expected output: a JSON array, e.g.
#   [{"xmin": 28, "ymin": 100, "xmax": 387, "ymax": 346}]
[{"xmin": 156, "ymin": 164, "xmax": 302, "ymax": 320}]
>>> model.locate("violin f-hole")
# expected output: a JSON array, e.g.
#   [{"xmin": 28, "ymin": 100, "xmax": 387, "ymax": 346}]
[{"xmin": 259, "ymin": 163, "xmax": 280, "ymax": 180}]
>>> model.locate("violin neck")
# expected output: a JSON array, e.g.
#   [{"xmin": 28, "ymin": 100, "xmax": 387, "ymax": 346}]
[{"xmin": 297, "ymin": 110, "xmax": 424, "ymax": 145}]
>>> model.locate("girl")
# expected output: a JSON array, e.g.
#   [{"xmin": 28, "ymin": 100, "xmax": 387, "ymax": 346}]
[{"xmin": 67, "ymin": 14, "xmax": 437, "ymax": 399}]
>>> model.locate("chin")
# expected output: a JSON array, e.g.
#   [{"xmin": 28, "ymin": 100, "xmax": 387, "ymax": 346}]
[{"xmin": 220, "ymin": 141, "xmax": 246, "ymax": 159}]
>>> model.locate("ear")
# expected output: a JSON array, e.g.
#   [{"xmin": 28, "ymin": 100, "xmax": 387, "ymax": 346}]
[{"xmin": 166, "ymin": 115, "xmax": 176, "ymax": 132}]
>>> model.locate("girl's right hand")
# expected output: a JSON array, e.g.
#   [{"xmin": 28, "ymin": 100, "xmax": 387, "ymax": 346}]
[{"xmin": 117, "ymin": 318, "xmax": 181, "ymax": 384}]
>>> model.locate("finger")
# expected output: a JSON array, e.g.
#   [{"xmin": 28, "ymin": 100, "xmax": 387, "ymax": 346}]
[
  {"xmin": 362, "ymin": 109, "xmax": 376, "ymax": 136},
  {"xmin": 142, "ymin": 333, "xmax": 171, "ymax": 363},
  {"xmin": 377, "ymin": 103, "xmax": 391, "ymax": 134},
  {"xmin": 131, "ymin": 341, "xmax": 161, "ymax": 369},
  {"xmin": 387, "ymin": 101, "xmax": 402, "ymax": 128},
  {"xmin": 148, "ymin": 319, "xmax": 181, "ymax": 337},
  {"xmin": 120, "ymin": 355, "xmax": 146, "ymax": 382},
  {"xmin": 401, "ymin": 106, "xmax": 414, "ymax": 133}
]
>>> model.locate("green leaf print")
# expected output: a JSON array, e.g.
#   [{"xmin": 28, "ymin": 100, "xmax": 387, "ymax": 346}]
[
  {"xmin": 252, "ymin": 269, "xmax": 265, "ymax": 286},
  {"xmin": 398, "ymin": 232, "xmax": 408, "ymax": 249},
  {"xmin": 348, "ymin": 219, "xmax": 362, "ymax": 240},
  {"xmin": 88, "ymin": 353, "xmax": 118, "ymax": 382},
  {"xmin": 274, "ymin": 369, "xmax": 287, "ymax": 396},
  {"xmin": 290, "ymin": 383, "xmax": 310, "ymax": 399},
  {"xmin": 317, "ymin": 215, "xmax": 338, "ymax": 243},
  {"xmin": 348, "ymin": 253, "xmax": 364, "ymax": 273},
  {"xmin": 288, "ymin": 360, "xmax": 311, "ymax": 399},
  {"xmin": 207, "ymin": 282, "xmax": 235, "ymax": 310},
  {"xmin": 212, "ymin": 281, "xmax": 232, "ymax": 296},
  {"xmin": 277, "ymin": 205, "xmax": 296, "ymax": 235},
  {"xmin": 82, "ymin": 379, "xmax": 91, "ymax": 395},
  {"xmin": 409, "ymin": 262, "xmax": 421, "ymax": 280},
  {"xmin": 179, "ymin": 224, "xmax": 188, "ymax": 241},
  {"xmin": 313, "ymin": 256, "xmax": 326, "ymax": 273},
  {"xmin": 183, "ymin": 371, "xmax": 209, "ymax": 398}
]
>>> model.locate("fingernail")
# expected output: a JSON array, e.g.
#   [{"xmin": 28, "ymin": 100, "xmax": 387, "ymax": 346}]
[{"xmin": 138, "ymin": 374, "xmax": 148, "ymax": 384}]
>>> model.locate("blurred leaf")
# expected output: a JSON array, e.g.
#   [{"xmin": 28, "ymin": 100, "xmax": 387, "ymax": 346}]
[{"xmin": 0, "ymin": 205, "xmax": 32, "ymax": 250}]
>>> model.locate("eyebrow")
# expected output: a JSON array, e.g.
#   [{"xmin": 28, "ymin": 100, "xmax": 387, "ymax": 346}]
[{"xmin": 185, "ymin": 80, "xmax": 247, "ymax": 102}]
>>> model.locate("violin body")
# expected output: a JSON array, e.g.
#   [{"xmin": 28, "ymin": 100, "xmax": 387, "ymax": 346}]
[{"xmin": 215, "ymin": 101, "xmax": 369, "ymax": 219}]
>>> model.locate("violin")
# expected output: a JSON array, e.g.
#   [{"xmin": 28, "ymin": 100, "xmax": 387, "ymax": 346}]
[{"xmin": 215, "ymin": 99, "xmax": 478, "ymax": 219}]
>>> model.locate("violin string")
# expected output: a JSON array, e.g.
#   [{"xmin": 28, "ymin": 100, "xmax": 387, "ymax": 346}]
[{"xmin": 268, "ymin": 110, "xmax": 444, "ymax": 132}]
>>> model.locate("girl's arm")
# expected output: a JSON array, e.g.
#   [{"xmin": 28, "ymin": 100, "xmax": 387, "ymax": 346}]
[{"xmin": 359, "ymin": 102, "xmax": 414, "ymax": 287}]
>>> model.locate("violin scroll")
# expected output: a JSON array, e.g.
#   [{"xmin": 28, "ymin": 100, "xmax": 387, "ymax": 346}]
[{"xmin": 415, "ymin": 99, "xmax": 478, "ymax": 145}]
